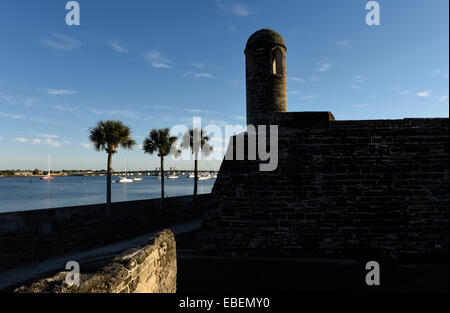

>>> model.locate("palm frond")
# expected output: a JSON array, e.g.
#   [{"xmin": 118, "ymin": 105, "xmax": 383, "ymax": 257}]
[
  {"xmin": 181, "ymin": 128, "xmax": 213, "ymax": 156},
  {"xmin": 143, "ymin": 128, "xmax": 179, "ymax": 157},
  {"xmin": 89, "ymin": 120, "xmax": 136, "ymax": 153}
]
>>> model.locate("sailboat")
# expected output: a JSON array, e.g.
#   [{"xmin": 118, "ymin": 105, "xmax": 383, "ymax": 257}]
[
  {"xmin": 198, "ymin": 172, "xmax": 211, "ymax": 181},
  {"xmin": 116, "ymin": 160, "xmax": 133, "ymax": 183},
  {"xmin": 133, "ymin": 176, "xmax": 143, "ymax": 181},
  {"xmin": 133, "ymin": 164, "xmax": 143, "ymax": 181},
  {"xmin": 40, "ymin": 154, "xmax": 55, "ymax": 180}
]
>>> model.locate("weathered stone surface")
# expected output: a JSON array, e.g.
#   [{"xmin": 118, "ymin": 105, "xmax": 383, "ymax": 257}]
[
  {"xmin": 245, "ymin": 28, "xmax": 287, "ymax": 127},
  {"xmin": 0, "ymin": 194, "xmax": 209, "ymax": 270},
  {"xmin": 198, "ymin": 116, "xmax": 449, "ymax": 259},
  {"xmin": 15, "ymin": 230, "xmax": 177, "ymax": 293}
]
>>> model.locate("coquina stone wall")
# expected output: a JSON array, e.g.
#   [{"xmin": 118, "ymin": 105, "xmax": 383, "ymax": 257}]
[
  {"xmin": 198, "ymin": 113, "xmax": 449, "ymax": 259},
  {"xmin": 0, "ymin": 194, "xmax": 210, "ymax": 270},
  {"xmin": 15, "ymin": 230, "xmax": 177, "ymax": 293},
  {"xmin": 0, "ymin": 195, "xmax": 209, "ymax": 237}
]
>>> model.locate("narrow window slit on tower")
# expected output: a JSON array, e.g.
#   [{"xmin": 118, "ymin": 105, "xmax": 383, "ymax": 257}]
[{"xmin": 272, "ymin": 49, "xmax": 282, "ymax": 75}]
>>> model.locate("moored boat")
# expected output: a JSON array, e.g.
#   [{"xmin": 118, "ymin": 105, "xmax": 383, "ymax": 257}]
[{"xmin": 40, "ymin": 154, "xmax": 55, "ymax": 180}]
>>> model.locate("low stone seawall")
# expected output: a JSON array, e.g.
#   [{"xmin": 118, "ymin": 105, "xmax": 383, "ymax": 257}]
[
  {"xmin": 15, "ymin": 230, "xmax": 177, "ymax": 293},
  {"xmin": 0, "ymin": 194, "xmax": 211, "ymax": 270},
  {"xmin": 0, "ymin": 195, "xmax": 210, "ymax": 236}
]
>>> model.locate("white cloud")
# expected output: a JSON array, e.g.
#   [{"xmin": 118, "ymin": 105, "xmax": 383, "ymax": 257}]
[
  {"xmin": 13, "ymin": 137, "xmax": 28, "ymax": 143},
  {"xmin": 393, "ymin": 87, "xmax": 410, "ymax": 95},
  {"xmin": 354, "ymin": 75, "xmax": 365, "ymax": 83},
  {"xmin": 416, "ymin": 90, "xmax": 432, "ymax": 97},
  {"xmin": 310, "ymin": 74, "xmax": 320, "ymax": 81},
  {"xmin": 143, "ymin": 50, "xmax": 174, "ymax": 68},
  {"xmin": 0, "ymin": 112, "xmax": 67, "ymax": 127},
  {"xmin": 352, "ymin": 104, "xmax": 369, "ymax": 108},
  {"xmin": 288, "ymin": 91, "xmax": 301, "ymax": 95},
  {"xmin": 43, "ymin": 138, "xmax": 63, "ymax": 147},
  {"xmin": 227, "ymin": 79, "xmax": 245, "ymax": 88},
  {"xmin": 27, "ymin": 135, "xmax": 66, "ymax": 147},
  {"xmin": 45, "ymin": 89, "xmax": 77, "ymax": 95},
  {"xmin": 185, "ymin": 72, "xmax": 215, "ymax": 79},
  {"xmin": 300, "ymin": 95, "xmax": 320, "ymax": 100},
  {"xmin": 80, "ymin": 142, "xmax": 90, "ymax": 149},
  {"xmin": 108, "ymin": 39, "xmax": 130, "ymax": 53},
  {"xmin": 351, "ymin": 76, "xmax": 365, "ymax": 89},
  {"xmin": 36, "ymin": 133, "xmax": 59, "ymax": 139},
  {"xmin": 194, "ymin": 73, "xmax": 214, "ymax": 79},
  {"xmin": 0, "ymin": 93, "xmax": 15, "ymax": 103},
  {"xmin": 153, "ymin": 105, "xmax": 174, "ymax": 110},
  {"xmin": 336, "ymin": 40, "xmax": 351, "ymax": 48},
  {"xmin": 216, "ymin": 0, "xmax": 251, "ymax": 16},
  {"xmin": 0, "ymin": 93, "xmax": 38, "ymax": 106},
  {"xmin": 54, "ymin": 105, "xmax": 77, "ymax": 112},
  {"xmin": 316, "ymin": 62, "xmax": 332, "ymax": 72},
  {"xmin": 287, "ymin": 76, "xmax": 305, "ymax": 82},
  {"xmin": 0, "ymin": 112, "xmax": 25, "ymax": 119},
  {"xmin": 23, "ymin": 97, "xmax": 38, "ymax": 106},
  {"xmin": 185, "ymin": 109, "xmax": 221, "ymax": 114},
  {"xmin": 41, "ymin": 33, "xmax": 81, "ymax": 51},
  {"xmin": 89, "ymin": 108, "xmax": 103, "ymax": 114},
  {"xmin": 0, "ymin": 136, "xmax": 3, "ymax": 140},
  {"xmin": 437, "ymin": 95, "xmax": 449, "ymax": 103},
  {"xmin": 192, "ymin": 62, "xmax": 204, "ymax": 69},
  {"xmin": 207, "ymin": 119, "xmax": 228, "ymax": 127},
  {"xmin": 235, "ymin": 115, "xmax": 245, "ymax": 120},
  {"xmin": 231, "ymin": 4, "xmax": 250, "ymax": 16},
  {"xmin": 431, "ymin": 69, "xmax": 441, "ymax": 77},
  {"xmin": 109, "ymin": 110, "xmax": 137, "ymax": 118}
]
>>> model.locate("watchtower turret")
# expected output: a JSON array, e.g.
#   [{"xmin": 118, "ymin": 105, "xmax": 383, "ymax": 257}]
[{"xmin": 245, "ymin": 29, "xmax": 287, "ymax": 126}]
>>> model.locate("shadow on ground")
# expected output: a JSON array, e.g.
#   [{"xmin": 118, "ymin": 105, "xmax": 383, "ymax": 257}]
[{"xmin": 176, "ymin": 231, "xmax": 449, "ymax": 293}]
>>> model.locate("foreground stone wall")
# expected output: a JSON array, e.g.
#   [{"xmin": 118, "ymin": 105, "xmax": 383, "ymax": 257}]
[
  {"xmin": 0, "ymin": 195, "xmax": 209, "ymax": 236},
  {"xmin": 199, "ymin": 114, "xmax": 449, "ymax": 259},
  {"xmin": 0, "ymin": 194, "xmax": 210, "ymax": 270},
  {"xmin": 15, "ymin": 230, "xmax": 177, "ymax": 293}
]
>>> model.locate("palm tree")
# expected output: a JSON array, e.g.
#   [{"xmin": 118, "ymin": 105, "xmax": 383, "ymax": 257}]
[
  {"xmin": 89, "ymin": 120, "xmax": 136, "ymax": 219},
  {"xmin": 181, "ymin": 128, "xmax": 213, "ymax": 200},
  {"xmin": 143, "ymin": 128, "xmax": 178, "ymax": 211}
]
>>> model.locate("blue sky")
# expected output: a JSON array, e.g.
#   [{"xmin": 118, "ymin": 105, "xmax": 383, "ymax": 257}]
[{"xmin": 0, "ymin": 0, "xmax": 448, "ymax": 171}]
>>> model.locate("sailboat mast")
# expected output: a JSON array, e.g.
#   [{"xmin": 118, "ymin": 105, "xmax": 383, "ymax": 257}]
[{"xmin": 48, "ymin": 153, "xmax": 51, "ymax": 176}]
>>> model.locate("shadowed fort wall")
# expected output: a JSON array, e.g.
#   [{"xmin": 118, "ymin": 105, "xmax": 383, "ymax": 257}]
[
  {"xmin": 0, "ymin": 194, "xmax": 210, "ymax": 270},
  {"xmin": 15, "ymin": 230, "xmax": 177, "ymax": 293},
  {"xmin": 198, "ymin": 113, "xmax": 449, "ymax": 259}
]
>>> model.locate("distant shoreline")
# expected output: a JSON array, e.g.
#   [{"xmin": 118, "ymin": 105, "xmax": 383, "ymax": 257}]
[{"xmin": 0, "ymin": 170, "xmax": 219, "ymax": 178}]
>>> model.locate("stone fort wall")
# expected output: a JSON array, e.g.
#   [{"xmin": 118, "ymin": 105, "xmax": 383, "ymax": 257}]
[
  {"xmin": 15, "ymin": 230, "xmax": 177, "ymax": 293},
  {"xmin": 0, "ymin": 194, "xmax": 210, "ymax": 271},
  {"xmin": 198, "ymin": 113, "xmax": 449, "ymax": 259}
]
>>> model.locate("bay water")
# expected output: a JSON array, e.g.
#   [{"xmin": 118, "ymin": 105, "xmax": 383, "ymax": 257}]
[{"xmin": 0, "ymin": 176, "xmax": 215, "ymax": 213}]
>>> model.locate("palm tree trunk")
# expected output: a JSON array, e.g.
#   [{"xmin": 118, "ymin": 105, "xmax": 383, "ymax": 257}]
[
  {"xmin": 106, "ymin": 152, "xmax": 112, "ymax": 220},
  {"xmin": 160, "ymin": 156, "xmax": 165, "ymax": 211},
  {"xmin": 194, "ymin": 151, "xmax": 198, "ymax": 200}
]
